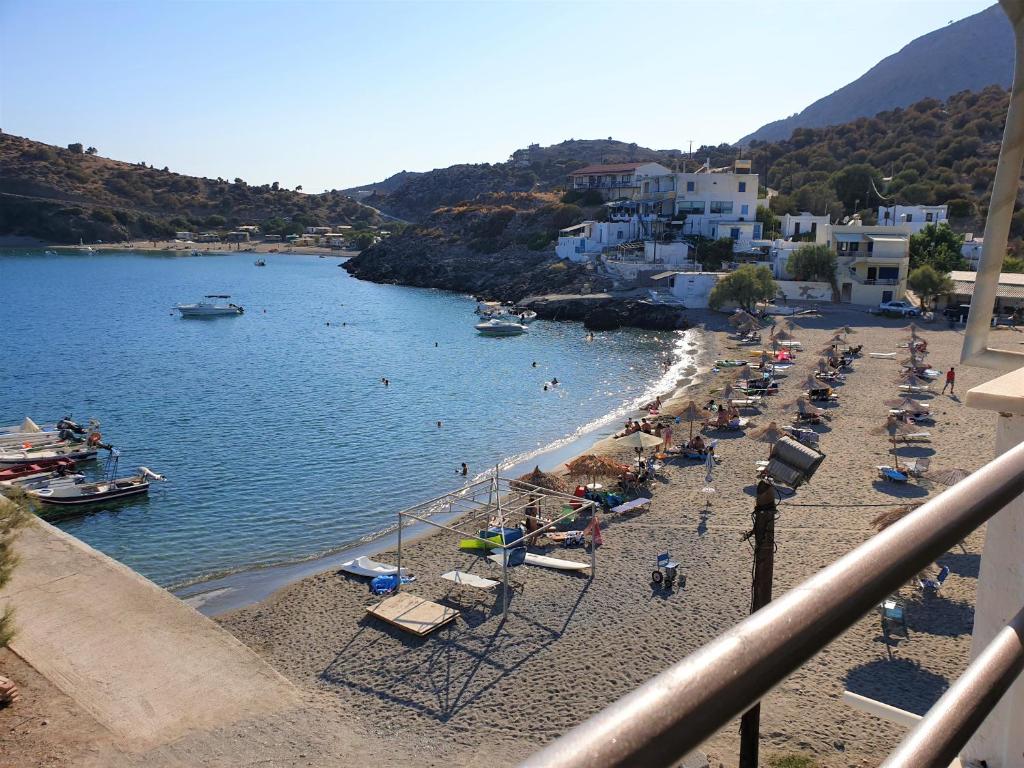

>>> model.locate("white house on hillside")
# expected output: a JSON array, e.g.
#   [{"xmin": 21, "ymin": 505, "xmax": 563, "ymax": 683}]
[
  {"xmin": 674, "ymin": 161, "xmax": 765, "ymax": 249},
  {"xmin": 877, "ymin": 204, "xmax": 948, "ymax": 233},
  {"xmin": 962, "ymin": 234, "xmax": 984, "ymax": 270},
  {"xmin": 567, "ymin": 162, "xmax": 674, "ymax": 200},
  {"xmin": 781, "ymin": 212, "xmax": 829, "ymax": 242},
  {"xmin": 556, "ymin": 220, "xmax": 638, "ymax": 262}
]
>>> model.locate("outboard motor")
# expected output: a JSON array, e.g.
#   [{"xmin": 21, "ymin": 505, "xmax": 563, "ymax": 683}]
[{"xmin": 57, "ymin": 416, "xmax": 85, "ymax": 434}]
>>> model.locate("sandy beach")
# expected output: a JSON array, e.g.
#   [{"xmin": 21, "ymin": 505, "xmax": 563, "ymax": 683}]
[
  {"xmin": 19, "ymin": 238, "xmax": 348, "ymax": 258},
  {"xmin": 5, "ymin": 307, "xmax": 1013, "ymax": 768}
]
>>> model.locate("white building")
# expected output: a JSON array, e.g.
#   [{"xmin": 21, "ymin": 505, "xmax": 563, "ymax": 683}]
[
  {"xmin": 830, "ymin": 222, "xmax": 912, "ymax": 305},
  {"xmin": 567, "ymin": 162, "xmax": 674, "ymax": 200},
  {"xmin": 674, "ymin": 161, "xmax": 765, "ymax": 248},
  {"xmin": 173, "ymin": 231, "xmax": 194, "ymax": 241},
  {"xmin": 781, "ymin": 212, "xmax": 829, "ymax": 242},
  {"xmin": 877, "ymin": 204, "xmax": 948, "ymax": 233},
  {"xmin": 556, "ymin": 220, "xmax": 639, "ymax": 262},
  {"xmin": 648, "ymin": 271, "xmax": 721, "ymax": 309},
  {"xmin": 962, "ymin": 234, "xmax": 984, "ymax": 270}
]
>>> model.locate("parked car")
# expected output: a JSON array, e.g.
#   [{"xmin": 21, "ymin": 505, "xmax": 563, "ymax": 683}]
[
  {"xmin": 943, "ymin": 304, "xmax": 971, "ymax": 322},
  {"xmin": 879, "ymin": 300, "xmax": 921, "ymax": 317}
]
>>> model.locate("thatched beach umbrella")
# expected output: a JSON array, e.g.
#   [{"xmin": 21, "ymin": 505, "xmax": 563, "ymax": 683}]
[
  {"xmin": 729, "ymin": 309, "xmax": 758, "ymax": 327},
  {"xmin": 721, "ymin": 382, "xmax": 736, "ymax": 400},
  {"xmin": 872, "ymin": 504, "xmax": 922, "ymax": 531},
  {"xmin": 885, "ymin": 396, "xmax": 928, "ymax": 412},
  {"xmin": 895, "ymin": 370, "xmax": 932, "ymax": 388},
  {"xmin": 872, "ymin": 415, "xmax": 914, "ymax": 469},
  {"xmin": 801, "ymin": 373, "xmax": 819, "ymax": 390},
  {"xmin": 925, "ymin": 467, "xmax": 972, "ymax": 487},
  {"xmin": 827, "ymin": 333, "xmax": 845, "ymax": 344},
  {"xmin": 679, "ymin": 400, "xmax": 704, "ymax": 439},
  {"xmin": 513, "ymin": 466, "xmax": 569, "ymax": 495},
  {"xmin": 749, "ymin": 421, "xmax": 784, "ymax": 457},
  {"xmin": 565, "ymin": 455, "xmax": 629, "ymax": 488},
  {"xmin": 840, "ymin": 326, "xmax": 856, "ymax": 336}
]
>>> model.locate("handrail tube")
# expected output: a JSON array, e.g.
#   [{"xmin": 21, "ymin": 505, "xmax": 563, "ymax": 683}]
[
  {"xmin": 881, "ymin": 604, "xmax": 1024, "ymax": 768},
  {"xmin": 519, "ymin": 439, "xmax": 1024, "ymax": 768}
]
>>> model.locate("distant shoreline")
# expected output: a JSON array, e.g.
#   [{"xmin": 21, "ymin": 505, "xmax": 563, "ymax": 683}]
[{"xmin": 0, "ymin": 237, "xmax": 356, "ymax": 258}]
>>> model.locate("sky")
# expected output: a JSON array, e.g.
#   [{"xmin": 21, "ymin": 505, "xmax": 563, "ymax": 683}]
[{"xmin": 0, "ymin": 0, "xmax": 997, "ymax": 191}]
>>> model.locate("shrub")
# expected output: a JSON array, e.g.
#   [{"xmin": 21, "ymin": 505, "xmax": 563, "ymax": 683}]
[{"xmin": 89, "ymin": 208, "xmax": 115, "ymax": 224}]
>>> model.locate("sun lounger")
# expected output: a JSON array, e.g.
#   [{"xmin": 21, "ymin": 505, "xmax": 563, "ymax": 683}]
[
  {"xmin": 441, "ymin": 570, "xmax": 500, "ymax": 590},
  {"xmin": 901, "ymin": 432, "xmax": 931, "ymax": 443},
  {"xmin": 340, "ymin": 556, "xmax": 414, "ymax": 580},
  {"xmin": 870, "ymin": 352, "xmax": 897, "ymax": 359},
  {"xmin": 878, "ymin": 466, "xmax": 909, "ymax": 483},
  {"xmin": 610, "ymin": 497, "xmax": 652, "ymax": 514},
  {"xmin": 918, "ymin": 565, "xmax": 950, "ymax": 593},
  {"xmin": 902, "ymin": 457, "xmax": 930, "ymax": 476}
]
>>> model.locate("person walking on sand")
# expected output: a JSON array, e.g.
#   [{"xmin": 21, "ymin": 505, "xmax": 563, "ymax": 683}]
[{"xmin": 942, "ymin": 366, "xmax": 956, "ymax": 395}]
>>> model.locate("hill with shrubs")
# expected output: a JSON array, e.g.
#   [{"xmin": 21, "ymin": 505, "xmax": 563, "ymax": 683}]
[
  {"xmin": 0, "ymin": 133, "xmax": 379, "ymax": 244},
  {"xmin": 739, "ymin": 4, "xmax": 1012, "ymax": 144}
]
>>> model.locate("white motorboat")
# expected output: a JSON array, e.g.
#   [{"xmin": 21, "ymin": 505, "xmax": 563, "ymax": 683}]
[
  {"xmin": 513, "ymin": 310, "xmax": 538, "ymax": 324},
  {"xmin": 27, "ymin": 466, "xmax": 165, "ymax": 507},
  {"xmin": 175, "ymin": 295, "xmax": 244, "ymax": 317},
  {"xmin": 0, "ymin": 443, "xmax": 99, "ymax": 466},
  {"xmin": 474, "ymin": 319, "xmax": 528, "ymax": 337}
]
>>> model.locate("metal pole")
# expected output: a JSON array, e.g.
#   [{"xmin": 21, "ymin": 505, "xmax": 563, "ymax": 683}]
[
  {"xmin": 883, "ymin": 603, "xmax": 1024, "ymax": 768},
  {"xmin": 396, "ymin": 511, "xmax": 403, "ymax": 594},
  {"xmin": 739, "ymin": 478, "xmax": 777, "ymax": 768}
]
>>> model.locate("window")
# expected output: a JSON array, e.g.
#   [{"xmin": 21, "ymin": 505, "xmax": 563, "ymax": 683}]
[
  {"xmin": 621, "ymin": 174, "xmax": 632, "ymax": 184},
  {"xmin": 730, "ymin": 227, "xmax": 741, "ymax": 240},
  {"xmin": 926, "ymin": 212, "xmax": 934, "ymax": 222},
  {"xmin": 849, "ymin": 242, "xmax": 860, "ymax": 252},
  {"xmin": 686, "ymin": 181, "xmax": 695, "ymax": 192},
  {"xmin": 867, "ymin": 241, "xmax": 874, "ymax": 253},
  {"xmin": 741, "ymin": 204, "xmax": 749, "ymax": 216},
  {"xmin": 678, "ymin": 200, "xmax": 705, "ymax": 215},
  {"xmin": 879, "ymin": 267, "xmax": 899, "ymax": 280},
  {"xmin": 838, "ymin": 241, "xmax": 849, "ymax": 252},
  {"xmin": 793, "ymin": 223, "xmax": 801, "ymax": 236},
  {"xmin": 617, "ymin": 231, "xmax": 624, "ymax": 240},
  {"xmin": 738, "ymin": 181, "xmax": 746, "ymax": 193},
  {"xmin": 906, "ymin": 213, "xmax": 914, "ymax": 222},
  {"xmin": 709, "ymin": 201, "xmax": 733, "ymax": 214}
]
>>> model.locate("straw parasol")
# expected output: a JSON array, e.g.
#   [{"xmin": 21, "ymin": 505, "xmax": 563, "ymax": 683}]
[
  {"xmin": 782, "ymin": 396, "xmax": 823, "ymax": 416},
  {"xmin": 679, "ymin": 400, "xmax": 704, "ymax": 439},
  {"xmin": 816, "ymin": 357, "xmax": 833, "ymax": 374},
  {"xmin": 840, "ymin": 326, "xmax": 856, "ymax": 336},
  {"xmin": 872, "ymin": 415, "xmax": 915, "ymax": 469},
  {"xmin": 614, "ymin": 430, "xmax": 665, "ymax": 468},
  {"xmin": 827, "ymin": 333, "xmax": 845, "ymax": 344},
  {"xmin": 565, "ymin": 455, "xmax": 629, "ymax": 488},
  {"xmin": 872, "ymin": 504, "xmax": 922, "ymax": 531},
  {"xmin": 925, "ymin": 467, "xmax": 972, "ymax": 487},
  {"xmin": 779, "ymin": 317, "xmax": 802, "ymax": 332},
  {"xmin": 513, "ymin": 466, "xmax": 569, "ymax": 495},
  {"xmin": 721, "ymin": 382, "xmax": 736, "ymax": 400},
  {"xmin": 895, "ymin": 370, "xmax": 931, "ymax": 388},
  {"xmin": 749, "ymin": 421, "xmax": 784, "ymax": 457},
  {"xmin": 729, "ymin": 309, "xmax": 758, "ymax": 327},
  {"xmin": 885, "ymin": 396, "xmax": 927, "ymax": 411},
  {"xmin": 801, "ymin": 373, "xmax": 819, "ymax": 390}
]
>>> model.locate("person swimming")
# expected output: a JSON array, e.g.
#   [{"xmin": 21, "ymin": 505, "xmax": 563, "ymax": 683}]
[{"xmin": 459, "ymin": 463, "xmax": 468, "ymax": 476}]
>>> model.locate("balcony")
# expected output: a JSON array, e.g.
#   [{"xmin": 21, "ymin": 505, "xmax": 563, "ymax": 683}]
[{"xmin": 572, "ymin": 179, "xmax": 637, "ymax": 190}]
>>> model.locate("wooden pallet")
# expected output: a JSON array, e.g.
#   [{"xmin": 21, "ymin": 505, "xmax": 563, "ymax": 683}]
[{"xmin": 366, "ymin": 592, "xmax": 459, "ymax": 637}]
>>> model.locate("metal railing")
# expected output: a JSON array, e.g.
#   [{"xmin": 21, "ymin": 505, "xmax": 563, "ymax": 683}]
[{"xmin": 520, "ymin": 439, "xmax": 1024, "ymax": 768}]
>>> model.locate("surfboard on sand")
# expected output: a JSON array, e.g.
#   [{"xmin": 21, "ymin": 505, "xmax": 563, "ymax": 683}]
[{"xmin": 489, "ymin": 550, "xmax": 590, "ymax": 571}]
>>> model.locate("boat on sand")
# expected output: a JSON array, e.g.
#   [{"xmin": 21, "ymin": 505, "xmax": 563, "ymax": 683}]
[{"xmin": 339, "ymin": 556, "xmax": 414, "ymax": 580}]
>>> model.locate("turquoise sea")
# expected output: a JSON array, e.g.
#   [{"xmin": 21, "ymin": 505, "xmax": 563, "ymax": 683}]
[{"xmin": 0, "ymin": 250, "xmax": 693, "ymax": 588}]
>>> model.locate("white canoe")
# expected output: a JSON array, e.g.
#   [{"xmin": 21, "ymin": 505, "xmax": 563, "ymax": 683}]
[
  {"xmin": 338, "ymin": 555, "xmax": 412, "ymax": 579},
  {"xmin": 488, "ymin": 551, "xmax": 590, "ymax": 572}
]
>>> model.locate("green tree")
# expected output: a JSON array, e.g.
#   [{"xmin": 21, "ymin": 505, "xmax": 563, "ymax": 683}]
[
  {"xmin": 695, "ymin": 237, "xmax": 735, "ymax": 271},
  {"xmin": 85, "ymin": 146, "xmax": 98, "ymax": 155},
  {"xmin": 756, "ymin": 205, "xmax": 780, "ymax": 239},
  {"xmin": 67, "ymin": 142, "xmax": 84, "ymax": 154},
  {"xmin": 907, "ymin": 264, "xmax": 955, "ymax": 310},
  {"xmin": 709, "ymin": 265, "xmax": 777, "ymax": 311},
  {"xmin": 1002, "ymin": 255, "xmax": 1024, "ymax": 273},
  {"xmin": 830, "ymin": 164, "xmax": 881, "ymax": 211},
  {"xmin": 909, "ymin": 222, "xmax": 966, "ymax": 272},
  {"xmin": 353, "ymin": 233, "xmax": 374, "ymax": 250},
  {"xmin": 786, "ymin": 244, "xmax": 838, "ymax": 298}
]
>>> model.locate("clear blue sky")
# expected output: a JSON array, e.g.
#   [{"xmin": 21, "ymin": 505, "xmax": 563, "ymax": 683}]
[{"xmin": 1, "ymin": 0, "xmax": 997, "ymax": 191}]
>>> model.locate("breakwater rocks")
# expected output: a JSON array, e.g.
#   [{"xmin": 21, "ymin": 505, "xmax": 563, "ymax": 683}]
[{"xmin": 520, "ymin": 295, "xmax": 691, "ymax": 332}]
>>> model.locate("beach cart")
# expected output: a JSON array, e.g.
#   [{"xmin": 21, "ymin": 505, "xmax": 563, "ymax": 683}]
[{"xmin": 651, "ymin": 552, "xmax": 679, "ymax": 587}]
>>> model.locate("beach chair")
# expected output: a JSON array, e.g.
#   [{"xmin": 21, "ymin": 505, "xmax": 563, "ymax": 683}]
[
  {"xmin": 877, "ymin": 466, "xmax": 910, "ymax": 483},
  {"xmin": 901, "ymin": 431, "xmax": 932, "ymax": 444},
  {"xmin": 806, "ymin": 387, "xmax": 837, "ymax": 402},
  {"xmin": 610, "ymin": 497, "xmax": 652, "ymax": 515},
  {"xmin": 902, "ymin": 457, "xmax": 931, "ymax": 477},
  {"xmin": 918, "ymin": 565, "xmax": 950, "ymax": 594},
  {"xmin": 878, "ymin": 597, "xmax": 908, "ymax": 637},
  {"xmin": 783, "ymin": 426, "xmax": 819, "ymax": 448}
]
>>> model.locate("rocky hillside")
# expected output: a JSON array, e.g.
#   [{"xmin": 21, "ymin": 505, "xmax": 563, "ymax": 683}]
[
  {"xmin": 0, "ymin": 133, "xmax": 379, "ymax": 244},
  {"xmin": 343, "ymin": 192, "xmax": 610, "ymax": 301},
  {"xmin": 352, "ymin": 139, "xmax": 686, "ymax": 221},
  {"xmin": 739, "ymin": 4, "xmax": 1012, "ymax": 144}
]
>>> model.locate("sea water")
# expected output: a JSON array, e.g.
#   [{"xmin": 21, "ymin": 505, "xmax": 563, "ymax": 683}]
[{"xmin": 0, "ymin": 250, "xmax": 694, "ymax": 587}]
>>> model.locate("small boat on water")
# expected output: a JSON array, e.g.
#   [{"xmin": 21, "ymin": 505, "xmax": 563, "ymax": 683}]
[
  {"xmin": 513, "ymin": 309, "xmax": 538, "ymax": 324},
  {"xmin": 254, "ymin": 258, "xmax": 266, "ymax": 267},
  {"xmin": 175, "ymin": 295, "xmax": 244, "ymax": 317},
  {"xmin": 475, "ymin": 318, "xmax": 528, "ymax": 337},
  {"xmin": 0, "ymin": 416, "xmax": 92, "ymax": 449},
  {"xmin": 26, "ymin": 454, "xmax": 165, "ymax": 507},
  {"xmin": 0, "ymin": 442, "xmax": 99, "ymax": 467},
  {"xmin": 0, "ymin": 459, "xmax": 77, "ymax": 486}
]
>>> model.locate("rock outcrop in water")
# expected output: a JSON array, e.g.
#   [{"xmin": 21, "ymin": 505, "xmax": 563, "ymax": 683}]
[{"xmin": 520, "ymin": 295, "xmax": 690, "ymax": 332}]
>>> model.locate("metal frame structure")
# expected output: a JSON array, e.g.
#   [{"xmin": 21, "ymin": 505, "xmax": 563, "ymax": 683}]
[
  {"xmin": 519, "ymin": 441, "xmax": 1024, "ymax": 768},
  {"xmin": 396, "ymin": 470, "xmax": 598, "ymax": 611}
]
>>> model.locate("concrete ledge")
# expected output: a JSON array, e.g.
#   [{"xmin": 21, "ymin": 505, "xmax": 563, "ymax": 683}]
[{"xmin": 0, "ymin": 514, "xmax": 300, "ymax": 750}]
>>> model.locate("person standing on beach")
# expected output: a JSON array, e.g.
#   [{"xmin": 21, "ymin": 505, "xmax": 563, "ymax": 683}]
[{"xmin": 942, "ymin": 366, "xmax": 956, "ymax": 395}]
